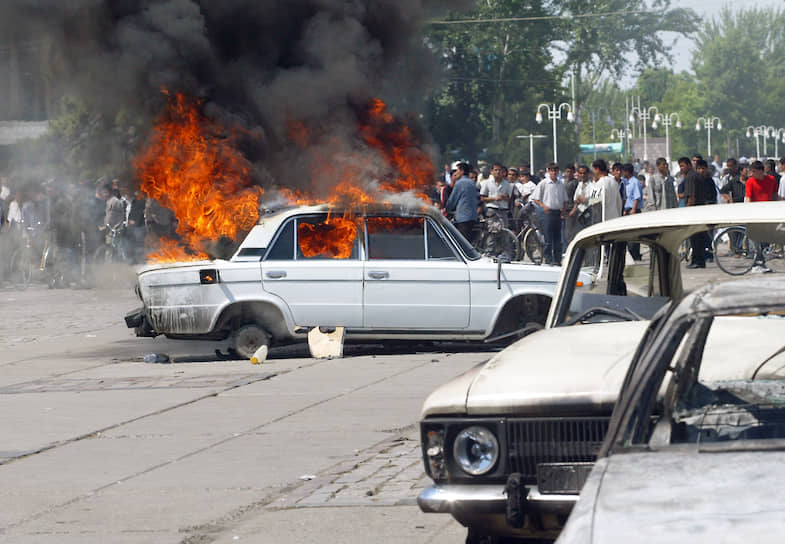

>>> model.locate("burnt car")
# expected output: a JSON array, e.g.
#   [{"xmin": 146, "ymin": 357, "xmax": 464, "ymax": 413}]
[
  {"xmin": 557, "ymin": 275, "xmax": 785, "ymax": 544},
  {"xmin": 417, "ymin": 202, "xmax": 785, "ymax": 543},
  {"xmin": 126, "ymin": 203, "xmax": 576, "ymax": 357}
]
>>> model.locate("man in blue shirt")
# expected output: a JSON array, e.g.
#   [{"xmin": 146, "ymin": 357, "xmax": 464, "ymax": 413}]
[
  {"xmin": 621, "ymin": 163, "xmax": 643, "ymax": 261},
  {"xmin": 445, "ymin": 162, "xmax": 479, "ymax": 242}
]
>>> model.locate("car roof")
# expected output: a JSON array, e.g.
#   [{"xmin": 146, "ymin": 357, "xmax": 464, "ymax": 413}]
[
  {"xmin": 672, "ymin": 275, "xmax": 785, "ymax": 319},
  {"xmin": 260, "ymin": 201, "xmax": 442, "ymax": 223},
  {"xmin": 569, "ymin": 202, "xmax": 785, "ymax": 253}
]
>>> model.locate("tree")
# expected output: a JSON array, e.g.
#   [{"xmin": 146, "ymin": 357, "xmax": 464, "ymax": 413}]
[
  {"xmin": 425, "ymin": 0, "xmax": 559, "ymax": 165},
  {"xmin": 554, "ymin": 0, "xmax": 695, "ymax": 162},
  {"xmin": 691, "ymin": 6, "xmax": 785, "ymax": 158}
]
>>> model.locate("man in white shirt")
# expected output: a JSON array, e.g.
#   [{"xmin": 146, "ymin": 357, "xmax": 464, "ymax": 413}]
[
  {"xmin": 779, "ymin": 158, "xmax": 785, "ymax": 200},
  {"xmin": 480, "ymin": 163, "xmax": 512, "ymax": 226},
  {"xmin": 530, "ymin": 162, "xmax": 568, "ymax": 265},
  {"xmin": 588, "ymin": 158, "xmax": 622, "ymax": 222}
]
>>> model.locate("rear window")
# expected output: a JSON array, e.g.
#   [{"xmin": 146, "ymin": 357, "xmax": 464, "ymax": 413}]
[{"xmin": 366, "ymin": 217, "xmax": 425, "ymax": 260}]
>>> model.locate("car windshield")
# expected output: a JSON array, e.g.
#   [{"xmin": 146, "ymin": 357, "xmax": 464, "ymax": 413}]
[
  {"xmin": 555, "ymin": 222, "xmax": 785, "ymax": 328},
  {"xmin": 644, "ymin": 313, "xmax": 785, "ymax": 450},
  {"xmin": 556, "ymin": 241, "xmax": 669, "ymax": 326}
]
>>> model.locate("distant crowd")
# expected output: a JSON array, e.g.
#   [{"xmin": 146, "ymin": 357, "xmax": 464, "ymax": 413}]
[
  {"xmin": 0, "ymin": 176, "xmax": 177, "ymax": 285},
  {"xmin": 431, "ymin": 155, "xmax": 785, "ymax": 266}
]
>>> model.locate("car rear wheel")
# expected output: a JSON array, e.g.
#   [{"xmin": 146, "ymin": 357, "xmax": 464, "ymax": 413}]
[{"xmin": 231, "ymin": 324, "xmax": 272, "ymax": 359}]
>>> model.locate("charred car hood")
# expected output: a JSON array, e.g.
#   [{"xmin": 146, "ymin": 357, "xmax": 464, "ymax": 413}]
[
  {"xmin": 584, "ymin": 450, "xmax": 785, "ymax": 543},
  {"xmin": 421, "ymin": 321, "xmax": 648, "ymax": 418}
]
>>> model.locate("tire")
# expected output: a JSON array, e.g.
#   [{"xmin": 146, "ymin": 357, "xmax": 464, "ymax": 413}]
[
  {"xmin": 231, "ymin": 324, "xmax": 272, "ymax": 359},
  {"xmin": 714, "ymin": 226, "xmax": 754, "ymax": 276},
  {"xmin": 500, "ymin": 228, "xmax": 520, "ymax": 261},
  {"xmin": 10, "ymin": 249, "xmax": 33, "ymax": 290},
  {"xmin": 523, "ymin": 228, "xmax": 544, "ymax": 265}
]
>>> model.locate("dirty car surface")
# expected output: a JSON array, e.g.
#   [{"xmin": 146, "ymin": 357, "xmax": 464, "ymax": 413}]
[
  {"xmin": 417, "ymin": 202, "xmax": 785, "ymax": 543},
  {"xmin": 557, "ymin": 275, "xmax": 785, "ymax": 544},
  {"xmin": 127, "ymin": 203, "xmax": 567, "ymax": 357}
]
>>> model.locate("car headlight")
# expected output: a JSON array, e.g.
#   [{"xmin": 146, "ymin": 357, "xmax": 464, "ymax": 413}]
[{"xmin": 453, "ymin": 426, "xmax": 499, "ymax": 476}]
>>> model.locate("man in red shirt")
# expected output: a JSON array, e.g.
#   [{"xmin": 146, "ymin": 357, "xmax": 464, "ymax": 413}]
[
  {"xmin": 745, "ymin": 160, "xmax": 779, "ymax": 202},
  {"xmin": 745, "ymin": 161, "xmax": 779, "ymax": 272}
]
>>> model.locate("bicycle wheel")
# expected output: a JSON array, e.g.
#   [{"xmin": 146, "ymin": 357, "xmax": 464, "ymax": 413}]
[
  {"xmin": 714, "ymin": 226, "xmax": 754, "ymax": 275},
  {"xmin": 523, "ymin": 228, "xmax": 544, "ymax": 265},
  {"xmin": 10, "ymin": 248, "xmax": 33, "ymax": 290},
  {"xmin": 500, "ymin": 228, "xmax": 520, "ymax": 261}
]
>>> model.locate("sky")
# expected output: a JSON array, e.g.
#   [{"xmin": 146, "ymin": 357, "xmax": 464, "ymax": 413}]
[{"xmin": 669, "ymin": 0, "xmax": 784, "ymax": 73}]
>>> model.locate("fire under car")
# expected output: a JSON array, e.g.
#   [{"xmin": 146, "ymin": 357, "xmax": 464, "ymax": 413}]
[{"xmin": 126, "ymin": 203, "xmax": 585, "ymax": 357}]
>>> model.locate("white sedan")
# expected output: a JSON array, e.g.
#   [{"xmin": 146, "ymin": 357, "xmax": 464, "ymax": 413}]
[{"xmin": 126, "ymin": 203, "xmax": 575, "ymax": 357}]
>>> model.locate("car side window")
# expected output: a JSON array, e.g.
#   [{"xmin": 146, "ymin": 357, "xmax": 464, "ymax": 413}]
[
  {"xmin": 426, "ymin": 221, "xmax": 458, "ymax": 261},
  {"xmin": 265, "ymin": 220, "xmax": 295, "ymax": 260},
  {"xmin": 296, "ymin": 215, "xmax": 360, "ymax": 260},
  {"xmin": 366, "ymin": 217, "xmax": 425, "ymax": 260}
]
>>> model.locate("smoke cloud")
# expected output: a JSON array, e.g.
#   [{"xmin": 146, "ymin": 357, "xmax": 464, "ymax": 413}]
[{"xmin": 4, "ymin": 0, "xmax": 471, "ymax": 196}]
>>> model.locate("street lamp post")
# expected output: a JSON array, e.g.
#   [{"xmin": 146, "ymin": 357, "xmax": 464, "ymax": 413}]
[
  {"xmin": 536, "ymin": 102, "xmax": 574, "ymax": 165},
  {"xmin": 695, "ymin": 116, "xmax": 722, "ymax": 159},
  {"xmin": 651, "ymin": 112, "xmax": 681, "ymax": 165},
  {"xmin": 773, "ymin": 128, "xmax": 785, "ymax": 159},
  {"xmin": 610, "ymin": 128, "xmax": 632, "ymax": 158},
  {"xmin": 746, "ymin": 126, "xmax": 763, "ymax": 160},
  {"xmin": 585, "ymin": 107, "xmax": 611, "ymax": 160},
  {"xmin": 629, "ymin": 105, "xmax": 660, "ymax": 161},
  {"xmin": 763, "ymin": 126, "xmax": 784, "ymax": 158},
  {"xmin": 515, "ymin": 133, "xmax": 548, "ymax": 172}
]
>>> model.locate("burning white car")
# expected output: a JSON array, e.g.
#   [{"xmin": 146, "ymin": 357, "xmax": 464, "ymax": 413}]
[{"xmin": 126, "ymin": 203, "xmax": 578, "ymax": 357}]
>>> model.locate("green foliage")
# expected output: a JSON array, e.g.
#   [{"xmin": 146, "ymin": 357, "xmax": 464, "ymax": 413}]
[{"xmin": 425, "ymin": 0, "xmax": 696, "ymax": 168}]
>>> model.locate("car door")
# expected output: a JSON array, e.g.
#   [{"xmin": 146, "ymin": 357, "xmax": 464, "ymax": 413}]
[
  {"xmin": 362, "ymin": 215, "xmax": 470, "ymax": 329},
  {"xmin": 261, "ymin": 213, "xmax": 364, "ymax": 327}
]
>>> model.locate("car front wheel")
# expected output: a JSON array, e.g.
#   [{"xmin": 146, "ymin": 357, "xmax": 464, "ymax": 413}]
[{"xmin": 231, "ymin": 324, "xmax": 272, "ymax": 359}]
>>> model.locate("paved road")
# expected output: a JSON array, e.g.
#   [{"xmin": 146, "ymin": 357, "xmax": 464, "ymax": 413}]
[{"xmin": 0, "ymin": 282, "xmax": 491, "ymax": 543}]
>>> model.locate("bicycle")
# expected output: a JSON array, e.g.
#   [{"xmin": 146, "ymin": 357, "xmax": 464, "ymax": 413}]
[
  {"xmin": 513, "ymin": 202, "xmax": 544, "ymax": 265},
  {"xmin": 713, "ymin": 225, "xmax": 756, "ymax": 275},
  {"xmin": 7, "ymin": 224, "xmax": 40, "ymax": 290},
  {"xmin": 472, "ymin": 208, "xmax": 520, "ymax": 262},
  {"xmin": 93, "ymin": 222, "xmax": 127, "ymax": 264}
]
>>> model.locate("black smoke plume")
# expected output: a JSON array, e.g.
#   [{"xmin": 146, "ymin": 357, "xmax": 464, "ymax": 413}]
[{"xmin": 4, "ymin": 0, "xmax": 471, "ymax": 195}]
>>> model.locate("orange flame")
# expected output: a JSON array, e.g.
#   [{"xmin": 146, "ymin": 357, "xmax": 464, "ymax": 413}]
[
  {"xmin": 134, "ymin": 91, "xmax": 263, "ymax": 262},
  {"xmin": 297, "ymin": 217, "xmax": 358, "ymax": 259}
]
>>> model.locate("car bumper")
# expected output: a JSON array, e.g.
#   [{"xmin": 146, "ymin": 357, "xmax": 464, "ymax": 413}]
[
  {"xmin": 418, "ymin": 484, "xmax": 577, "ymax": 516},
  {"xmin": 125, "ymin": 307, "xmax": 156, "ymax": 337}
]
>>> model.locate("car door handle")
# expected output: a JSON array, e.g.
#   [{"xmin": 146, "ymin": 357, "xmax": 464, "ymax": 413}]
[
  {"xmin": 367, "ymin": 271, "xmax": 389, "ymax": 279},
  {"xmin": 265, "ymin": 270, "xmax": 287, "ymax": 279}
]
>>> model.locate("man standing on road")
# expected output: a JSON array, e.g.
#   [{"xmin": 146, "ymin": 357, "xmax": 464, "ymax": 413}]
[
  {"xmin": 745, "ymin": 160, "xmax": 779, "ymax": 273},
  {"xmin": 530, "ymin": 163, "xmax": 568, "ymax": 265},
  {"xmin": 645, "ymin": 157, "xmax": 678, "ymax": 211},
  {"xmin": 621, "ymin": 163, "xmax": 643, "ymax": 261},
  {"xmin": 445, "ymin": 162, "xmax": 479, "ymax": 242},
  {"xmin": 778, "ymin": 158, "xmax": 785, "ymax": 200},
  {"xmin": 588, "ymin": 158, "xmax": 622, "ymax": 223},
  {"xmin": 719, "ymin": 158, "xmax": 745, "ymax": 204},
  {"xmin": 566, "ymin": 164, "xmax": 591, "ymax": 242},
  {"xmin": 683, "ymin": 158, "xmax": 713, "ymax": 269}
]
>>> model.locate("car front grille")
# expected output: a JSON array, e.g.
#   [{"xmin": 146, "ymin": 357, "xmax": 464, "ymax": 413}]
[{"xmin": 506, "ymin": 416, "xmax": 610, "ymax": 482}]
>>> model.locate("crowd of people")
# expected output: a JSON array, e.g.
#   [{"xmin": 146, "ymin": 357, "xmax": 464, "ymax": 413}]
[
  {"xmin": 432, "ymin": 154, "xmax": 785, "ymax": 268},
  {"xmin": 0, "ymin": 176, "xmax": 176, "ymax": 286}
]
